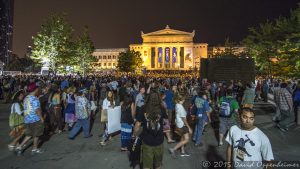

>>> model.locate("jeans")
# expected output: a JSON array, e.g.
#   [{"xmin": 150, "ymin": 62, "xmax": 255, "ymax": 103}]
[
  {"xmin": 193, "ymin": 116, "xmax": 204, "ymax": 144},
  {"xmin": 69, "ymin": 118, "xmax": 90, "ymax": 139}
]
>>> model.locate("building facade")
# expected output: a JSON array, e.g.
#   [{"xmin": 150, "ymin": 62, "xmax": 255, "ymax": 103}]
[
  {"xmin": 0, "ymin": 0, "xmax": 14, "ymax": 65},
  {"xmin": 207, "ymin": 46, "xmax": 247, "ymax": 58},
  {"xmin": 129, "ymin": 25, "xmax": 208, "ymax": 71},
  {"xmin": 92, "ymin": 48, "xmax": 127, "ymax": 71},
  {"xmin": 91, "ymin": 26, "xmax": 247, "ymax": 72}
]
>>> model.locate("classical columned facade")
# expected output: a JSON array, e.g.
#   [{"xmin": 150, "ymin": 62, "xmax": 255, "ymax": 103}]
[{"xmin": 130, "ymin": 25, "xmax": 208, "ymax": 71}]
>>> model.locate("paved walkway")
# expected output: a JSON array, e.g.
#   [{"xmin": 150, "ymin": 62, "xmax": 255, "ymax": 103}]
[{"xmin": 0, "ymin": 100, "xmax": 299, "ymax": 169}]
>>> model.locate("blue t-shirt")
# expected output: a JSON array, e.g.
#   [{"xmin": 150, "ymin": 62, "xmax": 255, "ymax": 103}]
[
  {"xmin": 194, "ymin": 96, "xmax": 209, "ymax": 116},
  {"xmin": 164, "ymin": 90, "xmax": 174, "ymax": 109},
  {"xmin": 23, "ymin": 95, "xmax": 41, "ymax": 124}
]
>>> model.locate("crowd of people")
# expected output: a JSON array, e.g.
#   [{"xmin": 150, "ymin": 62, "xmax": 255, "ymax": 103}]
[{"xmin": 1, "ymin": 74, "xmax": 299, "ymax": 169}]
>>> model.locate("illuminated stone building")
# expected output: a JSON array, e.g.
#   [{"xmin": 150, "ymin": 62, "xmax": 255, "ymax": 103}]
[
  {"xmin": 92, "ymin": 26, "xmax": 246, "ymax": 72},
  {"xmin": 129, "ymin": 25, "xmax": 208, "ymax": 71},
  {"xmin": 92, "ymin": 48, "xmax": 127, "ymax": 71},
  {"xmin": 207, "ymin": 46, "xmax": 247, "ymax": 58}
]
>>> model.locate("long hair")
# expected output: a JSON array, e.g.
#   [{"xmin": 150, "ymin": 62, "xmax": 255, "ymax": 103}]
[
  {"xmin": 144, "ymin": 90, "xmax": 162, "ymax": 121},
  {"xmin": 107, "ymin": 90, "xmax": 115, "ymax": 106},
  {"xmin": 121, "ymin": 94, "xmax": 133, "ymax": 112}
]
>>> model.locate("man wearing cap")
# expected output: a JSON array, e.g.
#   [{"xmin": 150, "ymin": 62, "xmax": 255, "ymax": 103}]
[
  {"xmin": 15, "ymin": 85, "xmax": 44, "ymax": 155},
  {"xmin": 69, "ymin": 88, "xmax": 92, "ymax": 139}
]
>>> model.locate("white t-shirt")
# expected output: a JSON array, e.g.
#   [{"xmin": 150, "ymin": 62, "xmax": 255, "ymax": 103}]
[
  {"xmin": 175, "ymin": 103, "xmax": 186, "ymax": 128},
  {"xmin": 226, "ymin": 125, "xmax": 274, "ymax": 169},
  {"xmin": 11, "ymin": 103, "xmax": 23, "ymax": 115}
]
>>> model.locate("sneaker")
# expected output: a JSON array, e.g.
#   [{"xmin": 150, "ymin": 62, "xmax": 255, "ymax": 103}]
[
  {"xmin": 8, "ymin": 145, "xmax": 16, "ymax": 151},
  {"xmin": 168, "ymin": 148, "xmax": 176, "ymax": 158},
  {"xmin": 218, "ymin": 142, "xmax": 223, "ymax": 146},
  {"xmin": 15, "ymin": 147, "xmax": 23, "ymax": 156},
  {"xmin": 100, "ymin": 141, "xmax": 106, "ymax": 146},
  {"xmin": 31, "ymin": 149, "xmax": 44, "ymax": 155},
  {"xmin": 195, "ymin": 143, "xmax": 203, "ymax": 147},
  {"xmin": 276, "ymin": 124, "xmax": 287, "ymax": 132},
  {"xmin": 180, "ymin": 152, "xmax": 191, "ymax": 157}
]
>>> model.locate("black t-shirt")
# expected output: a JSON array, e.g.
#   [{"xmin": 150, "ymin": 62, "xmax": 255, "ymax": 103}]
[
  {"xmin": 121, "ymin": 106, "xmax": 134, "ymax": 124},
  {"xmin": 136, "ymin": 108, "xmax": 167, "ymax": 146}
]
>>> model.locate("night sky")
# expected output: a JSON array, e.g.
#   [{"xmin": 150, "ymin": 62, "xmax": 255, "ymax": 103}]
[{"xmin": 13, "ymin": 0, "xmax": 299, "ymax": 57}]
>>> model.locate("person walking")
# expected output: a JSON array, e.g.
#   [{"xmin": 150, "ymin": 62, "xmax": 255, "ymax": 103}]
[
  {"xmin": 241, "ymin": 83, "xmax": 255, "ymax": 109},
  {"xmin": 169, "ymin": 95, "xmax": 193, "ymax": 157},
  {"xmin": 218, "ymin": 89, "xmax": 239, "ymax": 146},
  {"xmin": 226, "ymin": 108, "xmax": 274, "ymax": 169},
  {"xmin": 274, "ymin": 83, "xmax": 294, "ymax": 132},
  {"xmin": 68, "ymin": 88, "xmax": 92, "ymax": 139},
  {"xmin": 15, "ymin": 86, "xmax": 45, "ymax": 155},
  {"xmin": 133, "ymin": 88, "xmax": 167, "ymax": 169},
  {"xmin": 8, "ymin": 90, "xmax": 25, "ymax": 151},
  {"xmin": 120, "ymin": 94, "xmax": 135, "ymax": 151}
]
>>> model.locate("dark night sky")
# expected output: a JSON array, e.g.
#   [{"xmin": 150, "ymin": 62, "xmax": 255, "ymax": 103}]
[{"xmin": 13, "ymin": 0, "xmax": 299, "ymax": 56}]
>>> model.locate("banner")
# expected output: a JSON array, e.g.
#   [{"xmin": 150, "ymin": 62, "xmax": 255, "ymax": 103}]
[
  {"xmin": 107, "ymin": 106, "xmax": 121, "ymax": 134},
  {"xmin": 165, "ymin": 47, "xmax": 170, "ymax": 63},
  {"xmin": 158, "ymin": 47, "xmax": 162, "ymax": 63},
  {"xmin": 172, "ymin": 47, "xmax": 177, "ymax": 63}
]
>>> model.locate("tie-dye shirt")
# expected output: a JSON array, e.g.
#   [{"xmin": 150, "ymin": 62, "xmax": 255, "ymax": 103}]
[
  {"xmin": 23, "ymin": 95, "xmax": 41, "ymax": 124},
  {"xmin": 75, "ymin": 96, "xmax": 90, "ymax": 119}
]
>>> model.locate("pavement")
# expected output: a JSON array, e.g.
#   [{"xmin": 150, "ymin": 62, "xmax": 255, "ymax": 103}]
[{"xmin": 0, "ymin": 99, "xmax": 299, "ymax": 169}]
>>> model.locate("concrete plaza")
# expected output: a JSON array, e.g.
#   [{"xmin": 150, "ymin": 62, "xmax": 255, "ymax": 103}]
[{"xmin": 0, "ymin": 100, "xmax": 299, "ymax": 169}]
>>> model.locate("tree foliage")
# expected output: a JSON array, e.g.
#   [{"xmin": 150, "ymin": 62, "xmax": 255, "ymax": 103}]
[
  {"xmin": 73, "ymin": 27, "xmax": 96, "ymax": 76},
  {"xmin": 243, "ymin": 4, "xmax": 300, "ymax": 77},
  {"xmin": 117, "ymin": 50, "xmax": 143, "ymax": 73},
  {"xmin": 31, "ymin": 14, "xmax": 73, "ymax": 73},
  {"xmin": 6, "ymin": 57, "xmax": 36, "ymax": 72}
]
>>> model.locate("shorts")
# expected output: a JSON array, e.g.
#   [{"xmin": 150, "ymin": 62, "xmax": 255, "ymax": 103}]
[
  {"xmin": 175, "ymin": 126, "xmax": 189, "ymax": 136},
  {"xmin": 24, "ymin": 121, "xmax": 44, "ymax": 137},
  {"xmin": 142, "ymin": 142, "xmax": 163, "ymax": 168},
  {"xmin": 219, "ymin": 117, "xmax": 236, "ymax": 135}
]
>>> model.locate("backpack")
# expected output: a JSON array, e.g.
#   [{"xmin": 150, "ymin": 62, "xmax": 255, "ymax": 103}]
[
  {"xmin": 9, "ymin": 103, "xmax": 24, "ymax": 128},
  {"xmin": 144, "ymin": 113, "xmax": 161, "ymax": 136},
  {"xmin": 219, "ymin": 97, "xmax": 233, "ymax": 117}
]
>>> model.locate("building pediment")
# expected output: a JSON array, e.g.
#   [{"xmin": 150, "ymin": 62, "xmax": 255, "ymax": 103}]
[
  {"xmin": 142, "ymin": 25, "xmax": 195, "ymax": 43},
  {"xmin": 142, "ymin": 25, "xmax": 195, "ymax": 37}
]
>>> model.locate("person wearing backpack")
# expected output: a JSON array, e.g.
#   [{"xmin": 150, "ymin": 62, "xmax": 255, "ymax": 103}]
[
  {"xmin": 218, "ymin": 89, "xmax": 239, "ymax": 146},
  {"xmin": 192, "ymin": 90, "xmax": 210, "ymax": 147},
  {"xmin": 133, "ymin": 88, "xmax": 167, "ymax": 169},
  {"xmin": 8, "ymin": 90, "xmax": 25, "ymax": 151}
]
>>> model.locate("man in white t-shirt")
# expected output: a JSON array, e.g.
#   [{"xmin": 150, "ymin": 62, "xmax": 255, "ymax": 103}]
[{"xmin": 226, "ymin": 108, "xmax": 274, "ymax": 169}]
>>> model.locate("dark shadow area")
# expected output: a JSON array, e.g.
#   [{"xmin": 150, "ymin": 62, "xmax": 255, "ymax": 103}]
[{"xmin": 205, "ymin": 145, "xmax": 226, "ymax": 169}]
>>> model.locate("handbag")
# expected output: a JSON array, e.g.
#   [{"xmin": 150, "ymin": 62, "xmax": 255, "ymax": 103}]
[
  {"xmin": 9, "ymin": 125, "xmax": 25, "ymax": 137},
  {"xmin": 100, "ymin": 109, "xmax": 108, "ymax": 122},
  {"xmin": 90, "ymin": 101, "xmax": 97, "ymax": 111},
  {"xmin": 9, "ymin": 103, "xmax": 24, "ymax": 128}
]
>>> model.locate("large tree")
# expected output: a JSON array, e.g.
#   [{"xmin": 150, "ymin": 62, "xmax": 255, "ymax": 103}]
[
  {"xmin": 117, "ymin": 50, "xmax": 143, "ymax": 73},
  {"xmin": 31, "ymin": 13, "xmax": 73, "ymax": 73},
  {"xmin": 73, "ymin": 27, "xmax": 95, "ymax": 76},
  {"xmin": 243, "ymin": 4, "xmax": 300, "ymax": 77}
]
